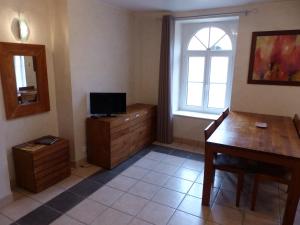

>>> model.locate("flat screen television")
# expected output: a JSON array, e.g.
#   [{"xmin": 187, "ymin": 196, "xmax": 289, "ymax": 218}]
[{"xmin": 90, "ymin": 93, "xmax": 126, "ymax": 116}]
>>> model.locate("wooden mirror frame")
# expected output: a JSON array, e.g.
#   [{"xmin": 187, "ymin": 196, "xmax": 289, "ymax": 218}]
[{"xmin": 0, "ymin": 42, "xmax": 50, "ymax": 120}]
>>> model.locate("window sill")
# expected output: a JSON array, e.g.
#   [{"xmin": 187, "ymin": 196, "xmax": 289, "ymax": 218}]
[{"xmin": 173, "ymin": 110, "xmax": 219, "ymax": 120}]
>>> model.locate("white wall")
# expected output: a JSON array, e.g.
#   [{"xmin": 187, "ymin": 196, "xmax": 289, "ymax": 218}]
[
  {"xmin": 51, "ymin": 0, "xmax": 76, "ymax": 160},
  {"xmin": 68, "ymin": 0, "xmax": 135, "ymax": 161},
  {"xmin": 133, "ymin": 0, "xmax": 300, "ymax": 142},
  {"xmin": 0, "ymin": 0, "xmax": 59, "ymax": 196}
]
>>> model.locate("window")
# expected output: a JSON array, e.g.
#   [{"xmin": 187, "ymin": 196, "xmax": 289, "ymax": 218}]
[
  {"xmin": 174, "ymin": 18, "xmax": 238, "ymax": 115},
  {"xmin": 14, "ymin": 56, "xmax": 27, "ymax": 89}
]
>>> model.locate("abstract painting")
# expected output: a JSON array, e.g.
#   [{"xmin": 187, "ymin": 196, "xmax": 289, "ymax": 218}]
[{"xmin": 248, "ymin": 30, "xmax": 300, "ymax": 86}]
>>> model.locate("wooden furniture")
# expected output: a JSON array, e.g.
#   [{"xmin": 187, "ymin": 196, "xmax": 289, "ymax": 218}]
[
  {"xmin": 205, "ymin": 110, "xmax": 246, "ymax": 207},
  {"xmin": 202, "ymin": 111, "xmax": 300, "ymax": 225},
  {"xmin": 86, "ymin": 103, "xmax": 157, "ymax": 169},
  {"xmin": 13, "ymin": 137, "xmax": 70, "ymax": 193},
  {"xmin": 294, "ymin": 114, "xmax": 300, "ymax": 137},
  {"xmin": 251, "ymin": 163, "xmax": 290, "ymax": 210},
  {"xmin": 0, "ymin": 42, "xmax": 50, "ymax": 120}
]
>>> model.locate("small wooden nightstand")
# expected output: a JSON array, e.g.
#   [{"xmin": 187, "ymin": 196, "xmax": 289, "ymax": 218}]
[{"xmin": 13, "ymin": 137, "xmax": 71, "ymax": 193}]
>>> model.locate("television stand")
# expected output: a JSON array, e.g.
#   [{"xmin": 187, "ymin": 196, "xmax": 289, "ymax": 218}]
[{"xmin": 86, "ymin": 103, "xmax": 157, "ymax": 169}]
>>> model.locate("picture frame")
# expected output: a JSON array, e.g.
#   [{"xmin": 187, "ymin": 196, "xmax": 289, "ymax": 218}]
[{"xmin": 248, "ymin": 30, "xmax": 300, "ymax": 86}]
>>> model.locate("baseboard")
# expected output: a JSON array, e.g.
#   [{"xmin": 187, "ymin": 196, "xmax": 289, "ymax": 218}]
[
  {"xmin": 155, "ymin": 137, "xmax": 205, "ymax": 154},
  {"xmin": 173, "ymin": 137, "xmax": 205, "ymax": 149}
]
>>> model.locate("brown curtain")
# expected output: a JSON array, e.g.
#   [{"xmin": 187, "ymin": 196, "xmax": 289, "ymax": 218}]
[{"xmin": 157, "ymin": 15, "xmax": 175, "ymax": 144}]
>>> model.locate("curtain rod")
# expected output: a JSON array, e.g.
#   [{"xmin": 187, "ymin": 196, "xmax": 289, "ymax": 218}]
[{"xmin": 174, "ymin": 9, "xmax": 256, "ymax": 20}]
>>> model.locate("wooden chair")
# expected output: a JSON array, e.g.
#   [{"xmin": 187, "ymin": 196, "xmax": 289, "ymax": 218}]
[
  {"xmin": 250, "ymin": 114, "xmax": 298, "ymax": 210},
  {"xmin": 205, "ymin": 115, "xmax": 247, "ymax": 207},
  {"xmin": 293, "ymin": 114, "xmax": 300, "ymax": 137},
  {"xmin": 251, "ymin": 163, "xmax": 290, "ymax": 210}
]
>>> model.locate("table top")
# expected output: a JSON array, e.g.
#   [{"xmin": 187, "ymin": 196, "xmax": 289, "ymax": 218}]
[{"xmin": 207, "ymin": 111, "xmax": 300, "ymax": 159}]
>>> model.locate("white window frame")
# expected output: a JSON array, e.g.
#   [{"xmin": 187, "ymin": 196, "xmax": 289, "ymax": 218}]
[{"xmin": 178, "ymin": 20, "xmax": 238, "ymax": 114}]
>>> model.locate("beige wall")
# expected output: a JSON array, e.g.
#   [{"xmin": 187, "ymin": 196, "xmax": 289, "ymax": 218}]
[
  {"xmin": 133, "ymin": 0, "xmax": 300, "ymax": 142},
  {"xmin": 68, "ymin": 0, "xmax": 135, "ymax": 161},
  {"xmin": 0, "ymin": 0, "xmax": 59, "ymax": 197}
]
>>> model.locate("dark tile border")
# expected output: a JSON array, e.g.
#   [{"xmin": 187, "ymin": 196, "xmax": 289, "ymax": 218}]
[{"xmin": 12, "ymin": 144, "xmax": 203, "ymax": 225}]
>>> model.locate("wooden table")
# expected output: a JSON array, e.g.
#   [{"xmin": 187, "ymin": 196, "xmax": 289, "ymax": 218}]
[{"xmin": 202, "ymin": 111, "xmax": 300, "ymax": 225}]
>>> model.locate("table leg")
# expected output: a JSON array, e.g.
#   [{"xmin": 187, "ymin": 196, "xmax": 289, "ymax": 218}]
[
  {"xmin": 202, "ymin": 145, "xmax": 214, "ymax": 206},
  {"xmin": 282, "ymin": 167, "xmax": 300, "ymax": 225}
]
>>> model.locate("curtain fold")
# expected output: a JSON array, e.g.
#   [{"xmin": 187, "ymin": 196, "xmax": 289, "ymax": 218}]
[{"xmin": 157, "ymin": 15, "xmax": 175, "ymax": 144}]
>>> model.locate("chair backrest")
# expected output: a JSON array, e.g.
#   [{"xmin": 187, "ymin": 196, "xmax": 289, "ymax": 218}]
[
  {"xmin": 293, "ymin": 114, "xmax": 300, "ymax": 138},
  {"xmin": 215, "ymin": 113, "xmax": 224, "ymax": 127},
  {"xmin": 223, "ymin": 108, "xmax": 230, "ymax": 119},
  {"xmin": 204, "ymin": 121, "xmax": 217, "ymax": 141}
]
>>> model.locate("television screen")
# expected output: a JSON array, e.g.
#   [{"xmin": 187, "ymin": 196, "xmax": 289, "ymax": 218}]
[{"xmin": 90, "ymin": 93, "xmax": 126, "ymax": 115}]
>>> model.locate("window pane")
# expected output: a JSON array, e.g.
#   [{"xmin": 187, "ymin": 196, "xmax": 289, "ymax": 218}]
[
  {"xmin": 212, "ymin": 35, "xmax": 232, "ymax": 50},
  {"xmin": 208, "ymin": 84, "xmax": 226, "ymax": 108},
  {"xmin": 188, "ymin": 36, "xmax": 206, "ymax": 50},
  {"xmin": 210, "ymin": 57, "xmax": 229, "ymax": 83},
  {"xmin": 188, "ymin": 57, "xmax": 205, "ymax": 82},
  {"xmin": 187, "ymin": 82, "xmax": 203, "ymax": 106},
  {"xmin": 209, "ymin": 27, "xmax": 226, "ymax": 48},
  {"xmin": 195, "ymin": 28, "xmax": 209, "ymax": 49}
]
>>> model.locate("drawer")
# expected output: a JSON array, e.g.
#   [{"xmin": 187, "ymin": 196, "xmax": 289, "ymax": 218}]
[
  {"xmin": 35, "ymin": 161, "xmax": 70, "ymax": 180},
  {"xmin": 34, "ymin": 151, "xmax": 69, "ymax": 174},
  {"xmin": 35, "ymin": 168, "xmax": 71, "ymax": 192},
  {"xmin": 33, "ymin": 141, "xmax": 68, "ymax": 161},
  {"xmin": 110, "ymin": 116, "xmax": 131, "ymax": 128},
  {"xmin": 33, "ymin": 147, "xmax": 69, "ymax": 166}
]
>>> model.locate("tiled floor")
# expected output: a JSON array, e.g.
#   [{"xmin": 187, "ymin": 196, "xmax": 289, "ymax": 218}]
[{"xmin": 0, "ymin": 144, "xmax": 299, "ymax": 225}]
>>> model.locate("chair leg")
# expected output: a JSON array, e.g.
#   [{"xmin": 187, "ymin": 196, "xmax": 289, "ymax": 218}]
[
  {"xmin": 236, "ymin": 172, "xmax": 244, "ymax": 207},
  {"xmin": 251, "ymin": 175, "xmax": 259, "ymax": 211},
  {"xmin": 211, "ymin": 169, "xmax": 216, "ymax": 186}
]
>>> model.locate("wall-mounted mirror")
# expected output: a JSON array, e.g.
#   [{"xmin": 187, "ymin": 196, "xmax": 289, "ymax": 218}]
[
  {"xmin": 0, "ymin": 42, "xmax": 50, "ymax": 119},
  {"xmin": 14, "ymin": 55, "xmax": 38, "ymax": 105}
]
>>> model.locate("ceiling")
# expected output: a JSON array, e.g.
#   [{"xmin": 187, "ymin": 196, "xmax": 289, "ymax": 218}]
[{"xmin": 100, "ymin": 0, "xmax": 285, "ymax": 11}]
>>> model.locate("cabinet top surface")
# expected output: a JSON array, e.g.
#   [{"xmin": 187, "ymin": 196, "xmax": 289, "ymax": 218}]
[{"xmin": 87, "ymin": 103, "xmax": 156, "ymax": 122}]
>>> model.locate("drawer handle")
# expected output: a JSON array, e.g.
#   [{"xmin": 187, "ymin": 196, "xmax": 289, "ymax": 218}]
[
  {"xmin": 125, "ymin": 118, "xmax": 130, "ymax": 122},
  {"xmin": 136, "ymin": 114, "xmax": 140, "ymax": 118}
]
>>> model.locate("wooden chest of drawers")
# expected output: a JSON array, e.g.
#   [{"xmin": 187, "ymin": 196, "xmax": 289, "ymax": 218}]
[
  {"xmin": 86, "ymin": 103, "xmax": 157, "ymax": 169},
  {"xmin": 13, "ymin": 138, "xmax": 71, "ymax": 193}
]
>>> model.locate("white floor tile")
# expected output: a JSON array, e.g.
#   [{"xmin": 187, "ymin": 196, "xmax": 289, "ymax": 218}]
[
  {"xmin": 72, "ymin": 164, "xmax": 100, "ymax": 178},
  {"xmin": 67, "ymin": 199, "xmax": 107, "ymax": 224},
  {"xmin": 0, "ymin": 214, "xmax": 13, "ymax": 225},
  {"xmin": 138, "ymin": 202, "xmax": 175, "ymax": 225},
  {"xmin": 121, "ymin": 166, "xmax": 150, "ymax": 180},
  {"xmin": 182, "ymin": 159, "xmax": 204, "ymax": 172},
  {"xmin": 0, "ymin": 196, "xmax": 40, "ymax": 220},
  {"xmin": 112, "ymin": 193, "xmax": 148, "ymax": 216},
  {"xmin": 144, "ymin": 152, "xmax": 167, "ymax": 161},
  {"xmin": 142, "ymin": 171, "xmax": 170, "ymax": 186},
  {"xmin": 153, "ymin": 163, "xmax": 179, "ymax": 176},
  {"xmin": 56, "ymin": 175, "xmax": 83, "ymax": 190},
  {"xmin": 129, "ymin": 218, "xmax": 153, "ymax": 225},
  {"xmin": 89, "ymin": 186, "xmax": 124, "ymax": 206},
  {"xmin": 208, "ymin": 204, "xmax": 243, "ymax": 225},
  {"xmin": 163, "ymin": 177, "xmax": 193, "ymax": 193},
  {"xmin": 134, "ymin": 158, "xmax": 160, "ymax": 169},
  {"xmin": 50, "ymin": 215, "xmax": 85, "ymax": 225},
  {"xmin": 178, "ymin": 195, "xmax": 209, "ymax": 219},
  {"xmin": 91, "ymin": 208, "xmax": 132, "ymax": 225},
  {"xmin": 167, "ymin": 210, "xmax": 206, "ymax": 225},
  {"xmin": 129, "ymin": 181, "xmax": 160, "ymax": 200},
  {"xmin": 107, "ymin": 175, "xmax": 137, "ymax": 191},
  {"xmin": 175, "ymin": 167, "xmax": 200, "ymax": 182},
  {"xmin": 152, "ymin": 188, "xmax": 185, "ymax": 208},
  {"xmin": 25, "ymin": 186, "xmax": 64, "ymax": 203},
  {"xmin": 162, "ymin": 155, "xmax": 185, "ymax": 166}
]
